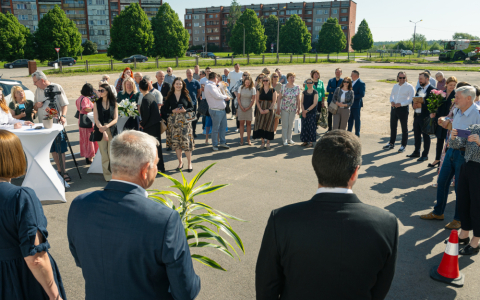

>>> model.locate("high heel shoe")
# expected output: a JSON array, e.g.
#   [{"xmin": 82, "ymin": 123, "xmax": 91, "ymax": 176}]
[
  {"xmin": 427, "ymin": 161, "xmax": 440, "ymax": 168},
  {"xmin": 186, "ymin": 166, "xmax": 193, "ymax": 173},
  {"xmin": 176, "ymin": 164, "xmax": 183, "ymax": 171},
  {"xmin": 445, "ymin": 237, "xmax": 470, "ymax": 245}
]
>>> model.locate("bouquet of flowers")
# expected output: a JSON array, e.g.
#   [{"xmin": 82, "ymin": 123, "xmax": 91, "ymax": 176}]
[
  {"xmin": 118, "ymin": 99, "xmax": 139, "ymax": 117},
  {"xmin": 426, "ymin": 89, "xmax": 446, "ymax": 113},
  {"xmin": 44, "ymin": 107, "xmax": 58, "ymax": 120},
  {"xmin": 89, "ymin": 93, "xmax": 100, "ymax": 103}
]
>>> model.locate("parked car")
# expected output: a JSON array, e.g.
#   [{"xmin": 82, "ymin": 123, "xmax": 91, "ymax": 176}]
[
  {"xmin": 0, "ymin": 78, "xmax": 35, "ymax": 106},
  {"xmin": 4, "ymin": 59, "xmax": 29, "ymax": 69},
  {"xmin": 122, "ymin": 55, "xmax": 148, "ymax": 63},
  {"xmin": 48, "ymin": 57, "xmax": 76, "ymax": 67},
  {"xmin": 432, "ymin": 50, "xmax": 440, "ymax": 54},
  {"xmin": 200, "ymin": 52, "xmax": 216, "ymax": 59}
]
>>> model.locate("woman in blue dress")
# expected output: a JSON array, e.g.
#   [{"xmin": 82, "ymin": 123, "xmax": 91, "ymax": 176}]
[{"xmin": 0, "ymin": 130, "xmax": 66, "ymax": 300}]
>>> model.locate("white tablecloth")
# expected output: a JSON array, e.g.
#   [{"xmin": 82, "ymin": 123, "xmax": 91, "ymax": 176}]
[{"xmin": 7, "ymin": 124, "xmax": 66, "ymax": 204}]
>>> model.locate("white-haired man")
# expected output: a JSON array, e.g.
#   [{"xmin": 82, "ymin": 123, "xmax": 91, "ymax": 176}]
[
  {"xmin": 101, "ymin": 74, "xmax": 117, "ymax": 97},
  {"xmin": 165, "ymin": 67, "xmax": 176, "ymax": 86},
  {"xmin": 421, "ymin": 86, "xmax": 480, "ymax": 229},
  {"xmin": 68, "ymin": 130, "xmax": 201, "ymax": 299},
  {"xmin": 153, "ymin": 71, "xmax": 171, "ymax": 99},
  {"xmin": 32, "ymin": 71, "xmax": 71, "ymax": 182},
  {"xmin": 133, "ymin": 72, "xmax": 143, "ymax": 91}
]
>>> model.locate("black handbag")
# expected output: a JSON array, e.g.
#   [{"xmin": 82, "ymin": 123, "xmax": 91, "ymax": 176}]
[
  {"xmin": 225, "ymin": 102, "xmax": 231, "ymax": 114},
  {"xmin": 422, "ymin": 117, "xmax": 437, "ymax": 135},
  {"xmin": 79, "ymin": 114, "xmax": 93, "ymax": 128},
  {"xmin": 74, "ymin": 110, "xmax": 80, "ymax": 119},
  {"xmin": 89, "ymin": 129, "xmax": 103, "ymax": 142},
  {"xmin": 198, "ymin": 99, "xmax": 209, "ymax": 116}
]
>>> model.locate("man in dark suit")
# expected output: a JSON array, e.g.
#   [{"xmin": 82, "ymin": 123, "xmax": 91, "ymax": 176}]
[
  {"xmin": 326, "ymin": 68, "xmax": 344, "ymax": 132},
  {"xmin": 256, "ymin": 130, "xmax": 398, "ymax": 300},
  {"xmin": 347, "ymin": 70, "xmax": 366, "ymax": 137},
  {"xmin": 153, "ymin": 70, "xmax": 171, "ymax": 99},
  {"xmin": 68, "ymin": 130, "xmax": 200, "ymax": 300},
  {"xmin": 407, "ymin": 72, "xmax": 434, "ymax": 162}
]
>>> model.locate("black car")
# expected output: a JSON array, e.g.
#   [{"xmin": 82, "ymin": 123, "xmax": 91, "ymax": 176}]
[
  {"xmin": 122, "ymin": 55, "xmax": 148, "ymax": 63},
  {"xmin": 48, "ymin": 57, "xmax": 77, "ymax": 67},
  {"xmin": 4, "ymin": 59, "xmax": 29, "ymax": 69}
]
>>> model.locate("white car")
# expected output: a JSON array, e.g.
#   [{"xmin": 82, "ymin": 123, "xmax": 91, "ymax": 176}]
[
  {"xmin": 0, "ymin": 79, "xmax": 35, "ymax": 107},
  {"xmin": 432, "ymin": 50, "xmax": 440, "ymax": 54}
]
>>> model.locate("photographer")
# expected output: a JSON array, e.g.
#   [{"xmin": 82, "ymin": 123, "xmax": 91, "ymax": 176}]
[{"xmin": 32, "ymin": 71, "xmax": 71, "ymax": 182}]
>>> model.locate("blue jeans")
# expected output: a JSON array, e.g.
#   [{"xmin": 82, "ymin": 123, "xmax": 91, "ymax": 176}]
[
  {"xmin": 209, "ymin": 109, "xmax": 227, "ymax": 147},
  {"xmin": 433, "ymin": 148, "xmax": 465, "ymax": 220}
]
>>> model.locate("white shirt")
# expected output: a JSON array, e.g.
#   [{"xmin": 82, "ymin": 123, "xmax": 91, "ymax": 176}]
[
  {"xmin": 415, "ymin": 84, "xmax": 430, "ymax": 114},
  {"xmin": 204, "ymin": 81, "xmax": 228, "ymax": 110},
  {"xmin": 0, "ymin": 108, "xmax": 24, "ymax": 129},
  {"xmin": 390, "ymin": 82, "xmax": 415, "ymax": 107},
  {"xmin": 200, "ymin": 77, "xmax": 208, "ymax": 99},
  {"xmin": 228, "ymin": 71, "xmax": 243, "ymax": 84},
  {"xmin": 340, "ymin": 90, "xmax": 347, "ymax": 103},
  {"xmin": 316, "ymin": 187, "xmax": 353, "ymax": 194},
  {"xmin": 34, "ymin": 83, "xmax": 69, "ymax": 125},
  {"xmin": 110, "ymin": 179, "xmax": 149, "ymax": 198},
  {"xmin": 352, "ymin": 79, "xmax": 359, "ymax": 87}
]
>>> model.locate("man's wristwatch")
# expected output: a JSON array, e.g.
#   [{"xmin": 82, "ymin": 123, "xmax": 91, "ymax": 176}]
[{"xmin": 61, "ymin": 115, "xmax": 66, "ymax": 119}]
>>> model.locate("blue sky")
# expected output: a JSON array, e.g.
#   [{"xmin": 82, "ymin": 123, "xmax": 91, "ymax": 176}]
[{"xmin": 166, "ymin": 0, "xmax": 480, "ymax": 42}]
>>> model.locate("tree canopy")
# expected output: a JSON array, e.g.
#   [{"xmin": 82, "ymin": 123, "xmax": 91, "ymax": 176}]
[
  {"xmin": 108, "ymin": 3, "xmax": 154, "ymax": 60},
  {"xmin": 82, "ymin": 40, "xmax": 98, "ymax": 55},
  {"xmin": 150, "ymin": 3, "xmax": 190, "ymax": 58},
  {"xmin": 429, "ymin": 42, "xmax": 441, "ymax": 51},
  {"xmin": 453, "ymin": 32, "xmax": 479, "ymax": 40},
  {"xmin": 229, "ymin": 9, "xmax": 266, "ymax": 55},
  {"xmin": 351, "ymin": 19, "xmax": 373, "ymax": 52},
  {"xmin": 0, "ymin": 12, "xmax": 32, "ymax": 61},
  {"xmin": 316, "ymin": 17, "xmax": 346, "ymax": 54},
  {"xmin": 263, "ymin": 15, "xmax": 279, "ymax": 52},
  {"xmin": 226, "ymin": 0, "xmax": 242, "ymax": 47},
  {"xmin": 279, "ymin": 14, "xmax": 311, "ymax": 54}
]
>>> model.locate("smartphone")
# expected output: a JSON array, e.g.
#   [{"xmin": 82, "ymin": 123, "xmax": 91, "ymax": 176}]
[
  {"xmin": 457, "ymin": 129, "xmax": 471, "ymax": 138},
  {"xmin": 178, "ymin": 104, "xmax": 183, "ymax": 109},
  {"xmin": 34, "ymin": 126, "xmax": 43, "ymax": 130}
]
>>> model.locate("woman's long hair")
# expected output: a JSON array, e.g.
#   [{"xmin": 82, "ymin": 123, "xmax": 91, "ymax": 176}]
[
  {"xmin": 241, "ymin": 76, "xmax": 254, "ymax": 90},
  {"xmin": 121, "ymin": 67, "xmax": 133, "ymax": 79},
  {"xmin": 0, "ymin": 87, "xmax": 8, "ymax": 113},
  {"xmin": 11, "ymin": 86, "xmax": 27, "ymax": 107},
  {"xmin": 122, "ymin": 77, "xmax": 138, "ymax": 94},
  {"xmin": 100, "ymin": 84, "xmax": 116, "ymax": 107},
  {"xmin": 166, "ymin": 77, "xmax": 191, "ymax": 102}
]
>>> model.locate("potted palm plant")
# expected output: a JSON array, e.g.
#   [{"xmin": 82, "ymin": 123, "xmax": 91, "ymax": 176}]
[{"xmin": 148, "ymin": 163, "xmax": 245, "ymax": 271}]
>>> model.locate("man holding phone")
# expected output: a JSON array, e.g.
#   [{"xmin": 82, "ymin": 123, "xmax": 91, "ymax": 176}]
[{"xmin": 421, "ymin": 86, "xmax": 480, "ymax": 229}]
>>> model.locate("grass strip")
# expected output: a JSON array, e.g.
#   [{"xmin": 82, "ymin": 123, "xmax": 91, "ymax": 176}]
[{"xmin": 361, "ymin": 65, "xmax": 480, "ymax": 72}]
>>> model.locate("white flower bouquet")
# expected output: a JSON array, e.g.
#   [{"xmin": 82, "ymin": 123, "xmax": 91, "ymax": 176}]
[{"xmin": 118, "ymin": 100, "xmax": 139, "ymax": 117}]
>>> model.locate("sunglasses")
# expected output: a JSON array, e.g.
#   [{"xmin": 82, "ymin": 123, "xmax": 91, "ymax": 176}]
[
  {"xmin": 243, "ymin": 74, "xmax": 248, "ymax": 77},
  {"xmin": 98, "ymin": 89, "xmax": 105, "ymax": 93},
  {"xmin": 344, "ymin": 81, "xmax": 351, "ymax": 84},
  {"xmin": 306, "ymin": 82, "xmax": 314, "ymax": 84},
  {"xmin": 263, "ymin": 80, "xmax": 269, "ymax": 82},
  {"xmin": 272, "ymin": 75, "xmax": 279, "ymax": 78},
  {"xmin": 399, "ymin": 77, "xmax": 406, "ymax": 79}
]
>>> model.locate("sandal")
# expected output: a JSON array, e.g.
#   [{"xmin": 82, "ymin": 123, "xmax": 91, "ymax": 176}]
[
  {"xmin": 240, "ymin": 140, "xmax": 244, "ymax": 146},
  {"xmin": 259, "ymin": 144, "xmax": 265, "ymax": 149},
  {"xmin": 300, "ymin": 142, "xmax": 308, "ymax": 147},
  {"xmin": 58, "ymin": 171, "xmax": 72, "ymax": 182},
  {"xmin": 266, "ymin": 144, "xmax": 271, "ymax": 150},
  {"xmin": 247, "ymin": 140, "xmax": 252, "ymax": 146},
  {"xmin": 305, "ymin": 143, "xmax": 313, "ymax": 148}
]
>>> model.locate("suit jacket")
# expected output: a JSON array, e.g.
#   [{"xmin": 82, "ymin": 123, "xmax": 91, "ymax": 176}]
[
  {"xmin": 67, "ymin": 181, "xmax": 201, "ymax": 300},
  {"xmin": 140, "ymin": 93, "xmax": 161, "ymax": 131},
  {"xmin": 256, "ymin": 193, "xmax": 398, "ymax": 300},
  {"xmin": 326, "ymin": 77, "xmax": 344, "ymax": 103},
  {"xmin": 351, "ymin": 79, "xmax": 366, "ymax": 109},
  {"xmin": 414, "ymin": 85, "xmax": 435, "ymax": 119},
  {"xmin": 153, "ymin": 81, "xmax": 171, "ymax": 98}
]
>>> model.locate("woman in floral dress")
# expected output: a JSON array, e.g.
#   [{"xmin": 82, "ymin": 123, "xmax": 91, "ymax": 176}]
[{"xmin": 277, "ymin": 73, "xmax": 301, "ymax": 146}]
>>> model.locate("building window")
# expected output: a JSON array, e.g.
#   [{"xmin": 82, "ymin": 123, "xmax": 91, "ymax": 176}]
[
  {"xmin": 314, "ymin": 25, "xmax": 321, "ymax": 31},
  {"xmin": 89, "ymin": 20, "xmax": 95, "ymax": 25},
  {"xmin": 187, "ymin": 29, "xmax": 191, "ymax": 34},
  {"xmin": 194, "ymin": 37, "xmax": 199, "ymax": 41},
  {"xmin": 31, "ymin": 4, "xmax": 36, "ymax": 9},
  {"xmin": 280, "ymin": 11, "xmax": 285, "ymax": 15},
  {"xmin": 333, "ymin": 9, "xmax": 338, "ymax": 14},
  {"xmin": 202, "ymin": 37, "xmax": 205, "ymax": 41},
  {"xmin": 194, "ymin": 15, "xmax": 199, "ymax": 19},
  {"xmin": 341, "ymin": 9, "xmax": 347, "ymax": 13},
  {"xmin": 271, "ymin": 12, "xmax": 277, "ymax": 15},
  {"xmin": 307, "ymin": 26, "xmax": 311, "ymax": 30},
  {"xmin": 305, "ymin": 18, "xmax": 312, "ymax": 22},
  {"xmin": 194, "ymin": 30, "xmax": 199, "ymax": 34},
  {"xmin": 111, "ymin": 3, "xmax": 118, "ymax": 9},
  {"xmin": 202, "ymin": 29, "xmax": 205, "ymax": 33},
  {"xmin": 208, "ymin": 14, "xmax": 213, "ymax": 18},
  {"xmin": 207, "ymin": 28, "xmax": 212, "ymax": 33},
  {"xmin": 265, "ymin": 12, "xmax": 269, "ymax": 16},
  {"xmin": 215, "ymin": 14, "xmax": 218, "ymax": 17},
  {"xmin": 316, "ymin": 10, "xmax": 321, "ymax": 14},
  {"xmin": 222, "ymin": 20, "xmax": 227, "ymax": 25},
  {"xmin": 324, "ymin": 10, "xmax": 329, "ymax": 14},
  {"xmin": 306, "ymin": 10, "xmax": 312, "ymax": 14},
  {"xmin": 185, "ymin": 15, "xmax": 191, "ymax": 19},
  {"xmin": 194, "ymin": 23, "xmax": 199, "ymax": 27},
  {"xmin": 17, "ymin": 4, "xmax": 28, "ymax": 9},
  {"xmin": 97, "ymin": 0, "xmax": 105, "ymax": 4},
  {"xmin": 33, "ymin": 15, "xmax": 37, "ymax": 21},
  {"xmin": 213, "ymin": 28, "xmax": 219, "ymax": 32},
  {"xmin": 316, "ymin": 18, "xmax": 322, "ymax": 22},
  {"xmin": 66, "ymin": 10, "xmax": 75, "ymax": 14},
  {"xmin": 341, "ymin": 17, "xmax": 347, "ymax": 22}
]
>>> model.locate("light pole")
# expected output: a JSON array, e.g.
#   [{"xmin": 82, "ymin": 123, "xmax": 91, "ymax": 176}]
[
  {"xmin": 410, "ymin": 19, "xmax": 422, "ymax": 53},
  {"xmin": 199, "ymin": 25, "xmax": 207, "ymax": 56},
  {"xmin": 237, "ymin": 21, "xmax": 245, "ymax": 56},
  {"xmin": 276, "ymin": 6, "xmax": 285, "ymax": 57}
]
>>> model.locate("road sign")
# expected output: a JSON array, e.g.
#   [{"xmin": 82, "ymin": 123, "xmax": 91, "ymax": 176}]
[
  {"xmin": 271, "ymin": 43, "xmax": 274, "ymax": 49},
  {"xmin": 55, "ymin": 48, "xmax": 60, "ymax": 53}
]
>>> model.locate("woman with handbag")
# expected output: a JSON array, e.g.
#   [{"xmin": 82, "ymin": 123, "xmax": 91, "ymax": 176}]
[
  {"xmin": 253, "ymin": 75, "xmax": 277, "ymax": 150},
  {"xmin": 76, "ymin": 83, "xmax": 98, "ymax": 164},
  {"xmin": 162, "ymin": 77, "xmax": 195, "ymax": 172},
  {"xmin": 93, "ymin": 84, "xmax": 118, "ymax": 181},
  {"xmin": 236, "ymin": 75, "xmax": 256, "ymax": 145},
  {"xmin": 331, "ymin": 77, "xmax": 354, "ymax": 130},
  {"xmin": 139, "ymin": 79, "xmax": 165, "ymax": 173}
]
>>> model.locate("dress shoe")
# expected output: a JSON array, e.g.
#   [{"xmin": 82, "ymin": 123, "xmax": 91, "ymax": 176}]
[
  {"xmin": 193, "ymin": 134, "xmax": 198, "ymax": 138},
  {"xmin": 417, "ymin": 156, "xmax": 428, "ymax": 162},
  {"xmin": 383, "ymin": 143, "xmax": 394, "ymax": 150},
  {"xmin": 420, "ymin": 212, "xmax": 444, "ymax": 221},
  {"xmin": 445, "ymin": 237, "xmax": 470, "ymax": 245},
  {"xmin": 459, "ymin": 245, "xmax": 480, "ymax": 255},
  {"xmin": 398, "ymin": 146, "xmax": 406, "ymax": 153},
  {"xmin": 407, "ymin": 152, "xmax": 420, "ymax": 158},
  {"xmin": 176, "ymin": 164, "xmax": 183, "ymax": 172},
  {"xmin": 427, "ymin": 161, "xmax": 440, "ymax": 168},
  {"xmin": 445, "ymin": 220, "xmax": 461, "ymax": 230},
  {"xmin": 219, "ymin": 144, "xmax": 230, "ymax": 149}
]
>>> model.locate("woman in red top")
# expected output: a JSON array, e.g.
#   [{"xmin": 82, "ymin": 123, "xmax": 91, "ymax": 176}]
[{"xmin": 114, "ymin": 67, "xmax": 133, "ymax": 93}]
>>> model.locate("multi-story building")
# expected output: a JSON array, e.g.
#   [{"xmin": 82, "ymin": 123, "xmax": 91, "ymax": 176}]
[
  {"xmin": 184, "ymin": 0, "xmax": 357, "ymax": 52},
  {"xmin": 1, "ymin": 0, "xmax": 162, "ymax": 52}
]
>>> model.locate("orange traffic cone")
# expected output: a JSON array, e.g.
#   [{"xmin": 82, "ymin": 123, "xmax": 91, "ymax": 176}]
[{"xmin": 430, "ymin": 230, "xmax": 464, "ymax": 287}]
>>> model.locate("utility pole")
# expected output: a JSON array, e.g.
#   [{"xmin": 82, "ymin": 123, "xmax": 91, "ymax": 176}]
[
  {"xmin": 276, "ymin": 6, "xmax": 285, "ymax": 57},
  {"xmin": 410, "ymin": 19, "xmax": 422, "ymax": 53},
  {"xmin": 237, "ymin": 21, "xmax": 245, "ymax": 56}
]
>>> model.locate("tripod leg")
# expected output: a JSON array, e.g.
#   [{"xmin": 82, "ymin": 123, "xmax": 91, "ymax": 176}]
[
  {"xmin": 63, "ymin": 128, "xmax": 82, "ymax": 179},
  {"xmin": 55, "ymin": 133, "xmax": 67, "ymax": 188}
]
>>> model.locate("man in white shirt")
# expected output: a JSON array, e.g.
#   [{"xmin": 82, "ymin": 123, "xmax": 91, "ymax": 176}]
[
  {"xmin": 32, "ymin": 71, "xmax": 71, "ymax": 181},
  {"xmin": 193, "ymin": 65, "xmax": 201, "ymax": 81},
  {"xmin": 205, "ymin": 72, "xmax": 230, "ymax": 151},
  {"xmin": 384, "ymin": 71, "xmax": 415, "ymax": 153},
  {"xmin": 228, "ymin": 63, "xmax": 243, "ymax": 116}
]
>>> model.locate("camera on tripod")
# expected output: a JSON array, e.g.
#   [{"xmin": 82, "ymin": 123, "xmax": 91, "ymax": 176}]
[{"xmin": 44, "ymin": 85, "xmax": 62, "ymax": 109}]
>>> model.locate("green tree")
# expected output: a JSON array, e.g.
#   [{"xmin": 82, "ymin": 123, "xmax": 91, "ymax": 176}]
[
  {"xmin": 0, "ymin": 12, "xmax": 29, "ymax": 61},
  {"xmin": 453, "ymin": 32, "xmax": 480, "ymax": 40},
  {"xmin": 279, "ymin": 14, "xmax": 311, "ymax": 54},
  {"xmin": 82, "ymin": 40, "xmax": 98, "ymax": 55},
  {"xmin": 34, "ymin": 6, "xmax": 82, "ymax": 62},
  {"xmin": 316, "ymin": 17, "xmax": 346, "ymax": 58},
  {"xmin": 229, "ymin": 9, "xmax": 266, "ymax": 55},
  {"xmin": 226, "ymin": 0, "xmax": 242, "ymax": 47},
  {"xmin": 351, "ymin": 19, "xmax": 373, "ymax": 52},
  {"xmin": 23, "ymin": 30, "xmax": 36, "ymax": 60},
  {"xmin": 151, "ymin": 3, "xmax": 190, "ymax": 58},
  {"xmin": 108, "ymin": 3, "xmax": 154, "ymax": 60},
  {"xmin": 263, "ymin": 15, "xmax": 279, "ymax": 52},
  {"xmin": 429, "ymin": 42, "xmax": 441, "ymax": 51},
  {"xmin": 394, "ymin": 40, "xmax": 413, "ymax": 51}
]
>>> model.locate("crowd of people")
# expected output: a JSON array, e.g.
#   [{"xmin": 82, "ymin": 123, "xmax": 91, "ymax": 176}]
[{"xmin": 1, "ymin": 63, "xmax": 480, "ymax": 299}]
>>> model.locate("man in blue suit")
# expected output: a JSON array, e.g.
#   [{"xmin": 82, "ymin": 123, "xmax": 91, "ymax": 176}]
[
  {"xmin": 326, "ymin": 68, "xmax": 344, "ymax": 132},
  {"xmin": 347, "ymin": 70, "xmax": 366, "ymax": 137},
  {"xmin": 68, "ymin": 130, "xmax": 201, "ymax": 300}
]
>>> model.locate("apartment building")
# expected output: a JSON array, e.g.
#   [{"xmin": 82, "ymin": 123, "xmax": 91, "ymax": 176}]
[
  {"xmin": 184, "ymin": 0, "xmax": 357, "ymax": 52},
  {"xmin": 0, "ymin": 0, "xmax": 162, "ymax": 51}
]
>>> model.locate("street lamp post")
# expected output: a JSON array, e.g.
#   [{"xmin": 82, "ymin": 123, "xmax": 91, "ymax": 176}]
[
  {"xmin": 199, "ymin": 25, "xmax": 207, "ymax": 57},
  {"xmin": 410, "ymin": 19, "xmax": 422, "ymax": 53},
  {"xmin": 237, "ymin": 21, "xmax": 245, "ymax": 56},
  {"xmin": 276, "ymin": 6, "xmax": 285, "ymax": 58}
]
